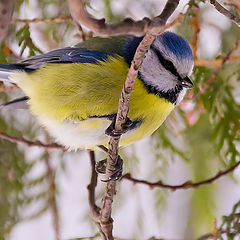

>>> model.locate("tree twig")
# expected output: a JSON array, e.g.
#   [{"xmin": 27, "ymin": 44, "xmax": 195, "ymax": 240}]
[
  {"xmin": 213, "ymin": 219, "xmax": 218, "ymax": 240},
  {"xmin": 191, "ymin": 7, "xmax": 200, "ymax": 61},
  {"xmin": 0, "ymin": 130, "xmax": 66, "ymax": 151},
  {"xmin": 194, "ymin": 55, "xmax": 240, "ymax": 67},
  {"xmin": 10, "ymin": 12, "xmax": 183, "ymax": 32},
  {"xmin": 164, "ymin": 12, "xmax": 184, "ymax": 29},
  {"xmin": 210, "ymin": 0, "xmax": 240, "ymax": 27},
  {"xmin": 67, "ymin": 0, "xmax": 180, "ymax": 37},
  {"xmin": 87, "ymin": 151, "xmax": 106, "ymax": 240},
  {"xmin": 121, "ymin": 159, "xmax": 240, "ymax": 191},
  {"xmin": 11, "ymin": 15, "xmax": 73, "ymax": 24},
  {"xmin": 44, "ymin": 152, "xmax": 60, "ymax": 240},
  {"xmin": 0, "ymin": 84, "xmax": 19, "ymax": 92}
]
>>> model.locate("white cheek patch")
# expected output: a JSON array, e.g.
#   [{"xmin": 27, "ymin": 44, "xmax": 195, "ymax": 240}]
[{"xmin": 141, "ymin": 50, "xmax": 178, "ymax": 92}]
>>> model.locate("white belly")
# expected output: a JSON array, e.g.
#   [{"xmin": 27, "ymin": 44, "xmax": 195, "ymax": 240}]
[{"xmin": 38, "ymin": 115, "xmax": 111, "ymax": 150}]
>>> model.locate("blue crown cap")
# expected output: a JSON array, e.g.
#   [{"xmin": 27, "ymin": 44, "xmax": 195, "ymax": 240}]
[{"xmin": 157, "ymin": 31, "xmax": 194, "ymax": 60}]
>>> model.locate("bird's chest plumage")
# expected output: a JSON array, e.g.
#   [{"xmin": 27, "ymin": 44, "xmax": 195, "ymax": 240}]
[
  {"xmin": 37, "ymin": 81, "xmax": 175, "ymax": 150},
  {"xmin": 125, "ymin": 85, "xmax": 175, "ymax": 146}
]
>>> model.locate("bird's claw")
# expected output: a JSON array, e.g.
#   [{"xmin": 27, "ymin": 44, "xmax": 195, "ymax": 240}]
[
  {"xmin": 105, "ymin": 116, "xmax": 133, "ymax": 137},
  {"xmin": 95, "ymin": 159, "xmax": 107, "ymax": 174},
  {"xmin": 95, "ymin": 156, "xmax": 123, "ymax": 182}
]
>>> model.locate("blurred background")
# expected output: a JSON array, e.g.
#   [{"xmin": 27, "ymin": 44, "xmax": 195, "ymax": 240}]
[{"xmin": 0, "ymin": 0, "xmax": 240, "ymax": 239}]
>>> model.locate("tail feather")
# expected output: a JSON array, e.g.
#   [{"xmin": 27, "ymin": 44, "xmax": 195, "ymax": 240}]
[
  {"xmin": 0, "ymin": 63, "xmax": 26, "ymax": 83},
  {"xmin": 0, "ymin": 96, "xmax": 29, "ymax": 110},
  {"xmin": 0, "ymin": 70, "xmax": 12, "ymax": 83},
  {"xmin": 0, "ymin": 64, "xmax": 29, "ymax": 110}
]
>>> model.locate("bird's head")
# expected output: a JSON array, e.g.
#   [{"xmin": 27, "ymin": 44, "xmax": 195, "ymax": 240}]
[{"xmin": 139, "ymin": 31, "xmax": 194, "ymax": 104}]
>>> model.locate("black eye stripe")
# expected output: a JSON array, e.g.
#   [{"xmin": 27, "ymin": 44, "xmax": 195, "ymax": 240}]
[{"xmin": 150, "ymin": 46, "xmax": 182, "ymax": 81}]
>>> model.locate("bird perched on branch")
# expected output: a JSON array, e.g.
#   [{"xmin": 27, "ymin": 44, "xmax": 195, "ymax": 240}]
[{"xmin": 0, "ymin": 31, "xmax": 194, "ymax": 179}]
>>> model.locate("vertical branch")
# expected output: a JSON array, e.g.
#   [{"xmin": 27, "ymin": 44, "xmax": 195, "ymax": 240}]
[
  {"xmin": 87, "ymin": 151, "xmax": 106, "ymax": 240},
  {"xmin": 99, "ymin": 1, "xmax": 180, "ymax": 239},
  {"xmin": 0, "ymin": 0, "xmax": 15, "ymax": 42},
  {"xmin": 191, "ymin": 7, "xmax": 200, "ymax": 61},
  {"xmin": 213, "ymin": 219, "xmax": 218, "ymax": 240},
  {"xmin": 44, "ymin": 152, "xmax": 60, "ymax": 240}
]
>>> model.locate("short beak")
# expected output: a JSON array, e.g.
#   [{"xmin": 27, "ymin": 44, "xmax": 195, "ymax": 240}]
[{"xmin": 181, "ymin": 77, "xmax": 194, "ymax": 89}]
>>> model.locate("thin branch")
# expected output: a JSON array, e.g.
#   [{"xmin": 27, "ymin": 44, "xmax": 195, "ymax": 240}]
[
  {"xmin": 67, "ymin": 0, "xmax": 180, "ymax": 37},
  {"xmin": 10, "ymin": 13, "xmax": 183, "ymax": 30},
  {"xmin": 191, "ymin": 8, "xmax": 200, "ymax": 61},
  {"xmin": 121, "ymin": 159, "xmax": 240, "ymax": 191},
  {"xmin": 11, "ymin": 15, "xmax": 73, "ymax": 24},
  {"xmin": 0, "ymin": 130, "xmax": 66, "ymax": 151},
  {"xmin": 0, "ymin": 84, "xmax": 19, "ymax": 92},
  {"xmin": 213, "ymin": 219, "xmax": 218, "ymax": 240},
  {"xmin": 44, "ymin": 152, "xmax": 60, "ymax": 240},
  {"xmin": 87, "ymin": 151, "xmax": 106, "ymax": 240},
  {"xmin": 164, "ymin": 12, "xmax": 184, "ymax": 29},
  {"xmin": 67, "ymin": 0, "xmax": 149, "ymax": 37},
  {"xmin": 194, "ymin": 55, "xmax": 240, "ymax": 67},
  {"xmin": 70, "ymin": 236, "xmax": 192, "ymax": 240},
  {"xmin": 210, "ymin": 0, "xmax": 240, "ymax": 27}
]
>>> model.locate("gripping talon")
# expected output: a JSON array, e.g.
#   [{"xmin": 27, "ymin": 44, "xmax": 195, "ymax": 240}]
[
  {"xmin": 105, "ymin": 116, "xmax": 133, "ymax": 137},
  {"xmin": 100, "ymin": 156, "xmax": 123, "ymax": 182},
  {"xmin": 95, "ymin": 159, "xmax": 107, "ymax": 174}
]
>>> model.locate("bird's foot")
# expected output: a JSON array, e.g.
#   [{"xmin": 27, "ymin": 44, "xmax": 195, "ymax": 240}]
[
  {"xmin": 95, "ymin": 159, "xmax": 107, "ymax": 174},
  {"xmin": 95, "ymin": 156, "xmax": 123, "ymax": 182},
  {"xmin": 105, "ymin": 116, "xmax": 133, "ymax": 137}
]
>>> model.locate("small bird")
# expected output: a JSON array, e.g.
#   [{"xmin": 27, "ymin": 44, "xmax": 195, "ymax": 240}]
[{"xmin": 0, "ymin": 31, "xmax": 194, "ymax": 152}]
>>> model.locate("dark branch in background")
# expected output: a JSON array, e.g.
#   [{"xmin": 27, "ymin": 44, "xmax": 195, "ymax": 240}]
[
  {"xmin": 0, "ymin": 0, "xmax": 14, "ymax": 42},
  {"xmin": 87, "ymin": 151, "xmax": 106, "ymax": 240},
  {"xmin": 11, "ymin": 15, "xmax": 72, "ymax": 24},
  {"xmin": 67, "ymin": 0, "xmax": 150, "ymax": 37},
  {"xmin": 44, "ymin": 152, "xmax": 60, "ymax": 240},
  {"xmin": 67, "ymin": 0, "xmax": 181, "ymax": 37},
  {"xmin": 194, "ymin": 55, "xmax": 240, "ymax": 67},
  {"xmin": 191, "ymin": 7, "xmax": 200, "ymax": 61},
  {"xmin": 0, "ymin": 130, "xmax": 66, "ymax": 151},
  {"xmin": 68, "ymin": 0, "xmax": 180, "ymax": 239},
  {"xmin": 122, "ymin": 159, "xmax": 240, "ymax": 190},
  {"xmin": 0, "ymin": 83, "xmax": 19, "ymax": 92},
  {"xmin": 210, "ymin": 0, "xmax": 240, "ymax": 27}
]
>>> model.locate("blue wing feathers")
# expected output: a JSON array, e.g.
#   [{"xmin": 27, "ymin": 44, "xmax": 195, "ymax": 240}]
[{"xmin": 21, "ymin": 47, "xmax": 115, "ymax": 70}]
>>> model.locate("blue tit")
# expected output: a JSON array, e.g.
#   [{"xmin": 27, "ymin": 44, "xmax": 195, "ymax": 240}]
[{"xmin": 0, "ymin": 31, "xmax": 194, "ymax": 150}]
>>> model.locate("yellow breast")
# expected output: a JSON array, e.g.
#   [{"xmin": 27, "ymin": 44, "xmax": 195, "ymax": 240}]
[{"xmin": 120, "ymin": 78, "xmax": 175, "ymax": 146}]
